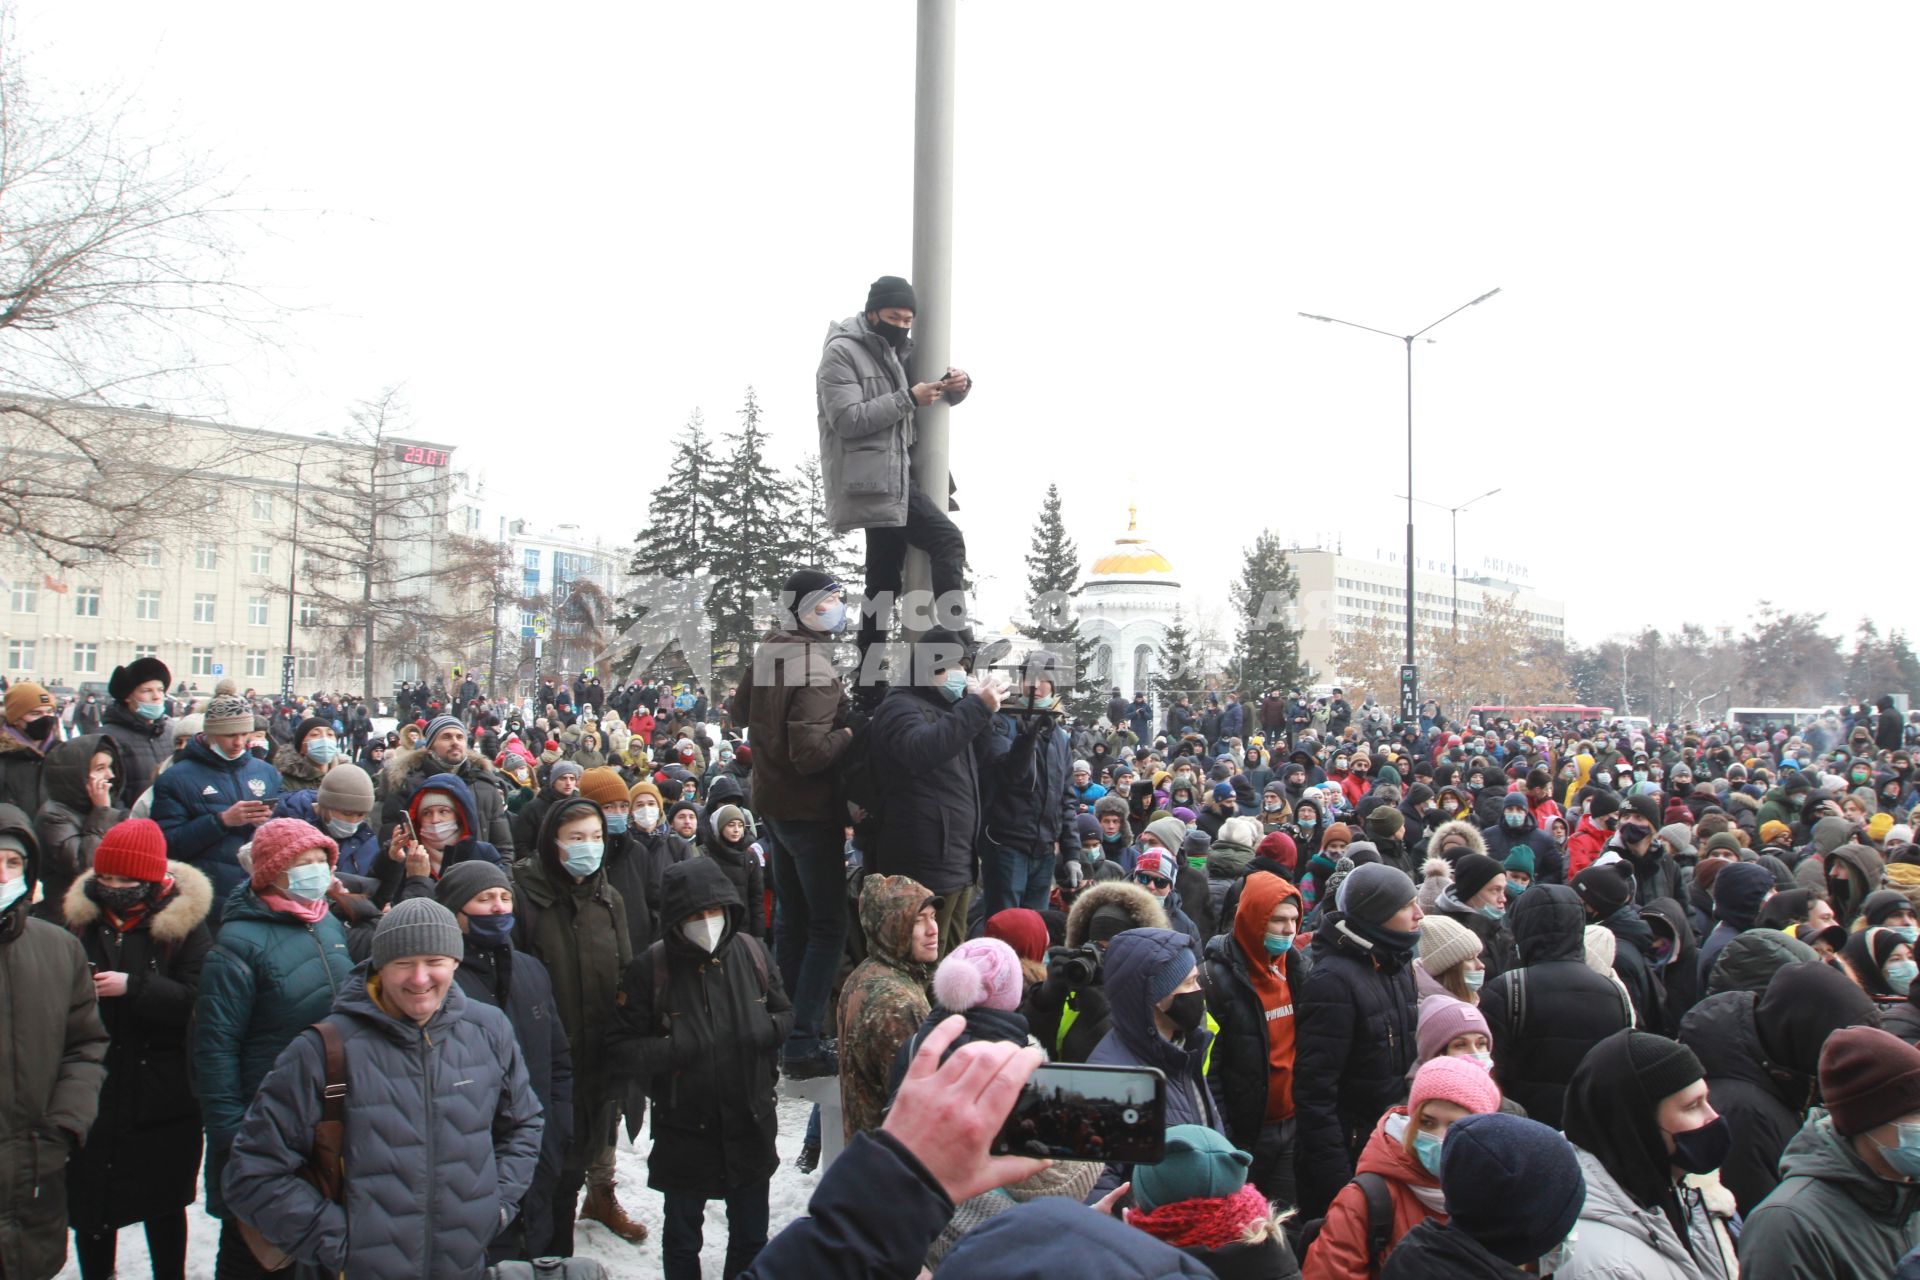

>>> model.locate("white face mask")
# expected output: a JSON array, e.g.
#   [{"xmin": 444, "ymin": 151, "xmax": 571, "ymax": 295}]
[
  {"xmin": 633, "ymin": 804, "xmax": 660, "ymax": 832},
  {"xmin": 421, "ymin": 819, "xmax": 460, "ymax": 845},
  {"xmin": 682, "ymin": 913, "xmax": 725, "ymax": 953}
]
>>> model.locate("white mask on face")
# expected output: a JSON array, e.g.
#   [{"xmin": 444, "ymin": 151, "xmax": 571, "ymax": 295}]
[
  {"xmin": 633, "ymin": 804, "xmax": 660, "ymax": 832},
  {"xmin": 682, "ymin": 914, "xmax": 725, "ymax": 953}
]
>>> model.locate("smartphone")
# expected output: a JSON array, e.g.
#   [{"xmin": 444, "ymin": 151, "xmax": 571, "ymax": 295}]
[
  {"xmin": 395, "ymin": 814, "xmax": 416, "ymax": 849},
  {"xmin": 992, "ymin": 1062, "xmax": 1167, "ymax": 1163}
]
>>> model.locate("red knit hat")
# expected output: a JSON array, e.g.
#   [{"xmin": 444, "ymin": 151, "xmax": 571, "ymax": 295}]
[
  {"xmin": 249, "ymin": 818, "xmax": 339, "ymax": 889},
  {"xmin": 983, "ymin": 907, "xmax": 1049, "ymax": 964},
  {"xmin": 1257, "ymin": 829, "xmax": 1298, "ymax": 872},
  {"xmin": 93, "ymin": 818, "xmax": 169, "ymax": 883}
]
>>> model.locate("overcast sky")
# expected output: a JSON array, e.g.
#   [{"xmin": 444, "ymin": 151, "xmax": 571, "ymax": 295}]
[{"xmin": 20, "ymin": 1, "xmax": 1919, "ymax": 647}]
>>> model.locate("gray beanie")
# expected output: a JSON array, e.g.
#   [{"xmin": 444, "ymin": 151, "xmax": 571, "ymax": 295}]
[
  {"xmin": 434, "ymin": 860, "xmax": 512, "ymax": 913},
  {"xmin": 1339, "ymin": 862, "xmax": 1417, "ymax": 925},
  {"xmin": 424, "ymin": 715, "xmax": 466, "ymax": 750},
  {"xmin": 316, "ymin": 763, "xmax": 376, "ymax": 812},
  {"xmin": 202, "ymin": 695, "xmax": 254, "ymax": 736},
  {"xmin": 371, "ymin": 897, "xmax": 465, "ymax": 969},
  {"xmin": 551, "ymin": 760, "xmax": 583, "ymax": 782}
]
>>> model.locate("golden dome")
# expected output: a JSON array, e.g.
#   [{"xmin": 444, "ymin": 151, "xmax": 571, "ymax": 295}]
[{"xmin": 1088, "ymin": 506, "xmax": 1177, "ymax": 580}]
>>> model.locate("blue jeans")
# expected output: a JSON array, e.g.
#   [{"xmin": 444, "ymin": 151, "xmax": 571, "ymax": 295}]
[
  {"xmin": 662, "ymin": 1180, "xmax": 770, "ymax": 1280},
  {"xmin": 983, "ymin": 842, "xmax": 1056, "ymax": 915},
  {"xmin": 766, "ymin": 815, "xmax": 848, "ymax": 1059}
]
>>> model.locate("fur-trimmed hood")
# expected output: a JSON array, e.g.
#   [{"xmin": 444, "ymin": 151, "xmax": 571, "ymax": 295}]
[
  {"xmin": 382, "ymin": 743, "xmax": 497, "ymax": 789},
  {"xmin": 1065, "ymin": 879, "xmax": 1168, "ymax": 948},
  {"xmin": 1424, "ymin": 818, "xmax": 1487, "ymax": 859},
  {"xmin": 63, "ymin": 860, "xmax": 214, "ymax": 943}
]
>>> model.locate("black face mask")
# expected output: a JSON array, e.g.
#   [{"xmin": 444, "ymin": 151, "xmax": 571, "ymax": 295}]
[
  {"xmin": 1163, "ymin": 990, "xmax": 1206, "ymax": 1035},
  {"xmin": 20, "ymin": 717, "xmax": 55, "ymax": 742},
  {"xmin": 870, "ymin": 317, "xmax": 910, "ymax": 350},
  {"xmin": 85, "ymin": 877, "xmax": 154, "ymax": 916},
  {"xmin": 1668, "ymin": 1116, "xmax": 1731, "ymax": 1174}
]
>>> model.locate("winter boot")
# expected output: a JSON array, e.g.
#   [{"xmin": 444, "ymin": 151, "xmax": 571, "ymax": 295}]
[{"xmin": 581, "ymin": 1184, "xmax": 649, "ymax": 1244}]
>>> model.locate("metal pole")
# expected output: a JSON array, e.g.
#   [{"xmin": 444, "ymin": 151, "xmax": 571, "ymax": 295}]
[
  {"xmin": 1404, "ymin": 336, "xmax": 1415, "ymax": 668},
  {"xmin": 284, "ymin": 452, "xmax": 302, "ymax": 702},
  {"xmin": 1451, "ymin": 507, "xmax": 1459, "ymax": 636},
  {"xmin": 904, "ymin": 0, "xmax": 955, "ymax": 640}
]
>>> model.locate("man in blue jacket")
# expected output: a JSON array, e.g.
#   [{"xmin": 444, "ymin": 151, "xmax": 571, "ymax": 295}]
[
  {"xmin": 151, "ymin": 694, "xmax": 281, "ymax": 922},
  {"xmin": 979, "ymin": 651, "xmax": 1076, "ymax": 916}
]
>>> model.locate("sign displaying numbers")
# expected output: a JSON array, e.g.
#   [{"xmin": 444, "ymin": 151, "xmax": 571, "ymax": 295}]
[{"xmin": 392, "ymin": 444, "xmax": 451, "ymax": 466}]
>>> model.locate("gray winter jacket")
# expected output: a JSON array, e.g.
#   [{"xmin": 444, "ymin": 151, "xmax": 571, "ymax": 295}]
[
  {"xmin": 815, "ymin": 313, "xmax": 969, "ymax": 532},
  {"xmin": 223, "ymin": 967, "xmax": 543, "ymax": 1278},
  {"xmin": 1554, "ymin": 1146, "xmax": 1736, "ymax": 1280}
]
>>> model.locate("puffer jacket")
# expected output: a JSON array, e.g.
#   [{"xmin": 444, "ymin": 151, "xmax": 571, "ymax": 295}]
[
  {"xmin": 1305, "ymin": 1109, "xmax": 1445, "ymax": 1280},
  {"xmin": 150, "ymin": 736, "xmax": 284, "ymax": 917},
  {"xmin": 192, "ymin": 882, "xmax": 354, "ymax": 1217},
  {"xmin": 223, "ymin": 970, "xmax": 543, "ymax": 1279},
  {"xmin": 1025, "ymin": 880, "xmax": 1167, "ymax": 1064},
  {"xmin": 607, "ymin": 858, "xmax": 793, "ymax": 1196},
  {"xmin": 1377, "ymin": 1219, "xmax": 1529, "ymax": 1279},
  {"xmin": 453, "ymin": 937, "xmax": 572, "ymax": 1261},
  {"xmin": 1294, "ymin": 912, "xmax": 1419, "ymax": 1217},
  {"xmin": 0, "ymin": 725, "xmax": 48, "ymax": 815},
  {"xmin": 271, "ymin": 741, "xmax": 328, "ymax": 794},
  {"xmin": 1087, "ymin": 927, "xmax": 1219, "ymax": 1130},
  {"xmin": 868, "ymin": 683, "xmax": 995, "ymax": 895},
  {"xmin": 273, "ymin": 786, "xmax": 379, "ymax": 877},
  {"xmin": 60, "ymin": 862, "xmax": 213, "ymax": 1235},
  {"xmin": 979, "ymin": 708, "xmax": 1077, "ymax": 855},
  {"xmin": 511, "ymin": 798, "xmax": 630, "ymax": 1172},
  {"xmin": 1738, "ymin": 1112, "xmax": 1920, "ymax": 1279},
  {"xmin": 817, "ymin": 311, "xmax": 970, "ymax": 532},
  {"xmin": 1202, "ymin": 875, "xmax": 1309, "ymax": 1150},
  {"xmin": 379, "ymin": 745, "xmax": 515, "ymax": 859},
  {"xmin": 1480, "ymin": 886, "xmax": 1633, "ymax": 1128},
  {"xmin": 0, "ymin": 805, "xmax": 110, "ymax": 1280},
  {"xmin": 837, "ymin": 874, "xmax": 937, "ymax": 1141},
  {"xmin": 32, "ymin": 732, "xmax": 124, "ymax": 923},
  {"xmin": 98, "ymin": 699, "xmax": 170, "ymax": 810},
  {"xmin": 1555, "ymin": 1146, "xmax": 1735, "ymax": 1280}
]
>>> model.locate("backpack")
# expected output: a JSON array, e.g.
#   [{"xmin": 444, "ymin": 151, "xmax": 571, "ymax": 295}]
[
  {"xmin": 1290, "ymin": 1170, "xmax": 1394, "ymax": 1269},
  {"xmin": 237, "ymin": 1019, "xmax": 348, "ymax": 1271},
  {"xmin": 1506, "ymin": 964, "xmax": 1631, "ymax": 1037}
]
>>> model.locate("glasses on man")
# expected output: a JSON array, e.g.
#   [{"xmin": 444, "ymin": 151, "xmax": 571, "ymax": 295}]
[{"xmin": 1133, "ymin": 873, "xmax": 1172, "ymax": 890}]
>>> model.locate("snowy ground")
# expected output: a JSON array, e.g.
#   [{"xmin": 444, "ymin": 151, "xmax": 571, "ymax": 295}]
[{"xmin": 55, "ymin": 1094, "xmax": 821, "ymax": 1279}]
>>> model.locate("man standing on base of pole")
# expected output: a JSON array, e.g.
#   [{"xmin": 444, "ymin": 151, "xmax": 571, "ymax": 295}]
[{"xmin": 816, "ymin": 275, "xmax": 974, "ymax": 700}]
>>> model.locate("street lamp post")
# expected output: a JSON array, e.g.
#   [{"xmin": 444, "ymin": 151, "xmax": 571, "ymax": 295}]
[
  {"xmin": 1300, "ymin": 289, "xmax": 1502, "ymax": 710},
  {"xmin": 1400, "ymin": 487, "xmax": 1502, "ymax": 635}
]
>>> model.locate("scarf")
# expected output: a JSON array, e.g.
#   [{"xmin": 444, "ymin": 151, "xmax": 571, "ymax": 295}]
[
  {"xmin": 259, "ymin": 889, "xmax": 331, "ymax": 923},
  {"xmin": 1126, "ymin": 1183, "xmax": 1270, "ymax": 1250}
]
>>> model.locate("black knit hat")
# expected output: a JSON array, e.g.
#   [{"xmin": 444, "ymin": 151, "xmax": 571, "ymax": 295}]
[
  {"xmin": 1626, "ymin": 794, "xmax": 1663, "ymax": 827},
  {"xmin": 1572, "ymin": 864, "xmax": 1633, "ymax": 917},
  {"xmin": 865, "ymin": 275, "xmax": 916, "ymax": 313},
  {"xmin": 1440, "ymin": 1113, "xmax": 1585, "ymax": 1265},
  {"xmin": 1625, "ymin": 1030, "xmax": 1705, "ymax": 1104},
  {"xmin": 1587, "ymin": 790, "xmax": 1622, "ymax": 818},
  {"xmin": 292, "ymin": 717, "xmax": 331, "ymax": 752},
  {"xmin": 1453, "ymin": 853, "xmax": 1505, "ymax": 903}
]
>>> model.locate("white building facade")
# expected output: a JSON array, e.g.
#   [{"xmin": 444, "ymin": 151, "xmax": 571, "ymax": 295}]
[{"xmin": 1075, "ymin": 509, "xmax": 1180, "ymax": 704}]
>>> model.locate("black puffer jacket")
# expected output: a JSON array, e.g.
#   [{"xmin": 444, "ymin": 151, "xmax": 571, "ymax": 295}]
[
  {"xmin": 31, "ymin": 733, "xmax": 124, "ymax": 924},
  {"xmin": 1597, "ymin": 903, "xmax": 1664, "ymax": 1033},
  {"xmin": 867, "ymin": 684, "xmax": 996, "ymax": 895},
  {"xmin": 1201, "ymin": 923, "xmax": 1309, "ymax": 1150},
  {"xmin": 1293, "ymin": 912, "xmax": 1419, "ymax": 1217},
  {"xmin": 98, "ymin": 700, "xmax": 169, "ymax": 809},
  {"xmin": 1480, "ymin": 885, "xmax": 1633, "ymax": 1129},
  {"xmin": 606, "ymin": 858, "xmax": 792, "ymax": 1196},
  {"xmin": 1677, "ymin": 991, "xmax": 1799, "ymax": 1217}
]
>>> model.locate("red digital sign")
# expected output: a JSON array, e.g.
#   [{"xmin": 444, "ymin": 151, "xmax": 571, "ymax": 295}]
[{"xmin": 394, "ymin": 444, "xmax": 451, "ymax": 466}]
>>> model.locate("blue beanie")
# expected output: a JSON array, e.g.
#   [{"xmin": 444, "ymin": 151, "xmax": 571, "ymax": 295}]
[
  {"xmin": 1107, "ymin": 927, "xmax": 1198, "ymax": 1006},
  {"xmin": 1133, "ymin": 1125, "xmax": 1252, "ymax": 1212},
  {"xmin": 1439, "ymin": 1113, "xmax": 1584, "ymax": 1265},
  {"xmin": 1712, "ymin": 861, "xmax": 1777, "ymax": 929},
  {"xmin": 1212, "ymin": 781, "xmax": 1235, "ymax": 802}
]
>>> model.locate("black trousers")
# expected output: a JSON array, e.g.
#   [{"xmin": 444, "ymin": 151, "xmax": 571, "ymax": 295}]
[{"xmin": 855, "ymin": 484, "xmax": 968, "ymax": 675}]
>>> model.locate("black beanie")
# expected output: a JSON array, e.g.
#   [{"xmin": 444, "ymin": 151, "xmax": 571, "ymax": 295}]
[
  {"xmin": 1440, "ymin": 1113, "xmax": 1585, "ymax": 1265},
  {"xmin": 782, "ymin": 567, "xmax": 838, "ymax": 602},
  {"xmin": 1587, "ymin": 790, "xmax": 1622, "ymax": 818},
  {"xmin": 1572, "ymin": 864, "xmax": 1633, "ymax": 918},
  {"xmin": 1754, "ymin": 961, "xmax": 1879, "ymax": 1076},
  {"xmin": 1624, "ymin": 1030, "xmax": 1704, "ymax": 1104},
  {"xmin": 1088, "ymin": 902, "xmax": 1137, "ymax": 944},
  {"xmin": 865, "ymin": 275, "xmax": 916, "ymax": 313},
  {"xmin": 1453, "ymin": 853, "xmax": 1505, "ymax": 903}
]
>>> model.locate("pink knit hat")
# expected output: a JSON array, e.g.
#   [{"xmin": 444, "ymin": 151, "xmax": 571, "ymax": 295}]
[
  {"xmin": 1416, "ymin": 993, "xmax": 1491, "ymax": 1067},
  {"xmin": 932, "ymin": 937, "xmax": 1023, "ymax": 1012},
  {"xmin": 249, "ymin": 818, "xmax": 339, "ymax": 889},
  {"xmin": 1409, "ymin": 1054, "xmax": 1502, "ymax": 1119}
]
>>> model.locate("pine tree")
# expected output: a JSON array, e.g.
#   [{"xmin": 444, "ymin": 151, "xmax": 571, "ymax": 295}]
[
  {"xmin": 1153, "ymin": 605, "xmax": 1197, "ymax": 707},
  {"xmin": 630, "ymin": 409, "xmax": 716, "ymax": 579},
  {"xmin": 706, "ymin": 387, "xmax": 799, "ymax": 670},
  {"xmin": 788, "ymin": 452, "xmax": 864, "ymax": 587},
  {"xmin": 1022, "ymin": 483, "xmax": 1098, "ymax": 719},
  {"xmin": 1231, "ymin": 529, "xmax": 1307, "ymax": 702}
]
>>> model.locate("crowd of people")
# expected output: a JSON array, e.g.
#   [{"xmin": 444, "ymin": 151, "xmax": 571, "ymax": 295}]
[{"xmin": 5, "ymin": 274, "xmax": 1920, "ymax": 1279}]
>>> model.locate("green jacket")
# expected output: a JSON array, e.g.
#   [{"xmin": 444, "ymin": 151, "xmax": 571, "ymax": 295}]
[
  {"xmin": 191, "ymin": 884, "xmax": 353, "ymax": 1217},
  {"xmin": 1738, "ymin": 1113, "xmax": 1920, "ymax": 1280}
]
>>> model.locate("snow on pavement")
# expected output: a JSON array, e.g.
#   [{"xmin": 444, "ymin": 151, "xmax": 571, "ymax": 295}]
[{"xmin": 55, "ymin": 1094, "xmax": 822, "ymax": 1279}]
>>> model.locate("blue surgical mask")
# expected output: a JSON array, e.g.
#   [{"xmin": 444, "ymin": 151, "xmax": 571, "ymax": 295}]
[
  {"xmin": 1888, "ymin": 959, "xmax": 1917, "ymax": 995},
  {"xmin": 605, "ymin": 813, "xmax": 629, "ymax": 834},
  {"xmin": 209, "ymin": 740, "xmax": 248, "ymax": 762},
  {"xmin": 1476, "ymin": 903, "xmax": 1505, "ymax": 921},
  {"xmin": 1265, "ymin": 932, "xmax": 1294, "ymax": 955},
  {"xmin": 1464, "ymin": 967, "xmax": 1485, "ymax": 991},
  {"xmin": 1879, "ymin": 1122, "xmax": 1920, "ymax": 1179},
  {"xmin": 1465, "ymin": 1049, "xmax": 1493, "ymax": 1070},
  {"xmin": 1895, "ymin": 926, "xmax": 1920, "ymax": 946},
  {"xmin": 465, "ymin": 912, "xmax": 515, "ymax": 947},
  {"xmin": 940, "ymin": 669, "xmax": 968, "ymax": 702},
  {"xmin": 324, "ymin": 817, "xmax": 360, "ymax": 839},
  {"xmin": 562, "ymin": 841, "xmax": 604, "ymax": 877},
  {"xmin": 805, "ymin": 601, "xmax": 847, "ymax": 635},
  {"xmin": 133, "ymin": 700, "xmax": 166, "ymax": 721},
  {"xmin": 284, "ymin": 863, "xmax": 332, "ymax": 903},
  {"xmin": 1412, "ymin": 1131, "xmax": 1443, "ymax": 1176},
  {"xmin": 305, "ymin": 739, "xmax": 338, "ymax": 765},
  {"xmin": 1085, "ymin": 847, "xmax": 1104, "ymax": 863}
]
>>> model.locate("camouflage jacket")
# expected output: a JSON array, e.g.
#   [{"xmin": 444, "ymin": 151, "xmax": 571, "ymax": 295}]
[{"xmin": 836, "ymin": 874, "xmax": 937, "ymax": 1142}]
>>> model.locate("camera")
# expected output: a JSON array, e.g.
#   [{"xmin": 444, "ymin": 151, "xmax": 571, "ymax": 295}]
[{"xmin": 1046, "ymin": 943, "xmax": 1100, "ymax": 987}]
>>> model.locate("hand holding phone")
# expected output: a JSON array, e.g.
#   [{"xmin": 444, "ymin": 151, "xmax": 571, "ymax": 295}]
[{"xmin": 992, "ymin": 1062, "xmax": 1167, "ymax": 1163}]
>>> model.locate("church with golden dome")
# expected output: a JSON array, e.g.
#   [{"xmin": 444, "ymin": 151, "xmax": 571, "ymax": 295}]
[{"xmin": 1077, "ymin": 506, "xmax": 1181, "ymax": 699}]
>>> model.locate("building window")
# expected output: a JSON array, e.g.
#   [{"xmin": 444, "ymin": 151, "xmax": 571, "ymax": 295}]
[
  {"xmin": 193, "ymin": 593, "xmax": 217, "ymax": 624},
  {"xmin": 135, "ymin": 589, "xmax": 161, "ymax": 620},
  {"xmin": 250, "ymin": 545, "xmax": 271, "ymax": 574},
  {"xmin": 190, "ymin": 647, "xmax": 215, "ymax": 676},
  {"xmin": 194, "ymin": 544, "xmax": 218, "ymax": 571},
  {"xmin": 74, "ymin": 586, "xmax": 100, "ymax": 617},
  {"xmin": 346, "ymin": 655, "xmax": 365, "ymax": 680},
  {"xmin": 9, "ymin": 582, "xmax": 34, "ymax": 613},
  {"xmin": 247, "ymin": 596, "xmax": 269, "ymax": 626},
  {"xmin": 133, "ymin": 644, "xmax": 158, "ymax": 662},
  {"xmin": 6, "ymin": 639, "xmax": 33, "ymax": 670},
  {"xmin": 140, "ymin": 541, "xmax": 162, "ymax": 566},
  {"xmin": 524, "ymin": 549, "xmax": 541, "ymax": 570},
  {"xmin": 296, "ymin": 651, "xmax": 318, "ymax": 680},
  {"xmin": 251, "ymin": 491, "xmax": 274, "ymax": 520},
  {"xmin": 72, "ymin": 642, "xmax": 98, "ymax": 673},
  {"xmin": 297, "ymin": 601, "xmax": 318, "ymax": 628},
  {"xmin": 245, "ymin": 649, "xmax": 268, "ymax": 678}
]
